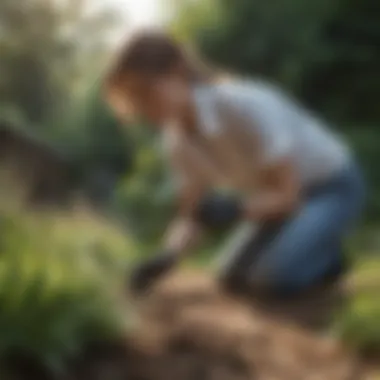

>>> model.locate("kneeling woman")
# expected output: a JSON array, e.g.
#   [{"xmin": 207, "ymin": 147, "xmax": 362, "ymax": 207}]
[{"xmin": 104, "ymin": 31, "xmax": 366, "ymax": 297}]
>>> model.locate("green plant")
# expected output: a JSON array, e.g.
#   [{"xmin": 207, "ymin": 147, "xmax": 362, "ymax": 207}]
[
  {"xmin": 0, "ymin": 206, "xmax": 136, "ymax": 374},
  {"xmin": 336, "ymin": 257, "xmax": 380, "ymax": 352}
]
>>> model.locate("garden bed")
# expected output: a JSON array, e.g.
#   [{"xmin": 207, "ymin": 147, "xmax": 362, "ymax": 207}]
[{"xmin": 7, "ymin": 270, "xmax": 378, "ymax": 380}]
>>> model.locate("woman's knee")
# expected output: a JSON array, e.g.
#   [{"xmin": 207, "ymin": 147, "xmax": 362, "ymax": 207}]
[
  {"xmin": 217, "ymin": 267, "xmax": 249, "ymax": 294},
  {"xmin": 217, "ymin": 269, "xmax": 291, "ymax": 298},
  {"xmin": 250, "ymin": 257, "xmax": 345, "ymax": 298},
  {"xmin": 217, "ymin": 265, "xmax": 280, "ymax": 296}
]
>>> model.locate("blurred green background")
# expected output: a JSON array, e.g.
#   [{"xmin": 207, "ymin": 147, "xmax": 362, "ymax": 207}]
[{"xmin": 0, "ymin": 0, "xmax": 379, "ymax": 375}]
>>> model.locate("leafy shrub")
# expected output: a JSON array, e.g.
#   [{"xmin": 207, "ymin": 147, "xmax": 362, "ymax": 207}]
[
  {"xmin": 0, "ymin": 205, "xmax": 136, "ymax": 374},
  {"xmin": 337, "ymin": 257, "xmax": 380, "ymax": 353}
]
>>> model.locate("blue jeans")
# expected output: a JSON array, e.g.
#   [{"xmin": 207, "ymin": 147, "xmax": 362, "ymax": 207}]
[{"xmin": 217, "ymin": 160, "xmax": 366, "ymax": 295}]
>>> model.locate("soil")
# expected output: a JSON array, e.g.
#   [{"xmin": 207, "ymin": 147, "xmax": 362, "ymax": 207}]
[
  {"xmin": 73, "ymin": 270, "xmax": 379, "ymax": 380},
  {"xmin": 4, "ymin": 270, "xmax": 380, "ymax": 380}
]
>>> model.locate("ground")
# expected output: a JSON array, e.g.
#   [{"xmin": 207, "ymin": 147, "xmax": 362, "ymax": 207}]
[
  {"xmin": 90, "ymin": 270, "xmax": 376, "ymax": 380},
  {"xmin": 126, "ymin": 270, "xmax": 364, "ymax": 380},
  {"xmin": 6, "ymin": 270, "xmax": 380, "ymax": 380}
]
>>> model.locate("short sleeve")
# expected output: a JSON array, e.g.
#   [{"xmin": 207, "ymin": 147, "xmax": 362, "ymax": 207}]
[{"xmin": 215, "ymin": 80, "xmax": 298, "ymax": 163}]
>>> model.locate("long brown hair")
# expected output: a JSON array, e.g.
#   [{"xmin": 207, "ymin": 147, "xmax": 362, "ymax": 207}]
[{"xmin": 104, "ymin": 30, "xmax": 215, "ymax": 120}]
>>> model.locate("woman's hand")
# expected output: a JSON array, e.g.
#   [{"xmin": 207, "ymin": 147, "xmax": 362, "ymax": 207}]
[
  {"xmin": 243, "ymin": 192, "xmax": 297, "ymax": 220},
  {"xmin": 244, "ymin": 158, "xmax": 300, "ymax": 220},
  {"xmin": 195, "ymin": 192, "xmax": 243, "ymax": 230},
  {"xmin": 129, "ymin": 218, "xmax": 202, "ymax": 295},
  {"xmin": 129, "ymin": 250, "xmax": 177, "ymax": 294}
]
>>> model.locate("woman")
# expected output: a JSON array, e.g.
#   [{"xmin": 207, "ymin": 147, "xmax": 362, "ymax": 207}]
[{"xmin": 104, "ymin": 30, "xmax": 366, "ymax": 297}]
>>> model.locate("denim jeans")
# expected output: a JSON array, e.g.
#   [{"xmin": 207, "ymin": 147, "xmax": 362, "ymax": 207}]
[{"xmin": 216, "ymin": 160, "xmax": 366, "ymax": 295}]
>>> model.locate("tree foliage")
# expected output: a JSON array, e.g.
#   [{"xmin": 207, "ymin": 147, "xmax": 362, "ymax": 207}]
[
  {"xmin": 0, "ymin": 0, "xmax": 131, "ymax": 206},
  {"xmin": 172, "ymin": 0, "xmax": 380, "ymax": 124},
  {"xmin": 0, "ymin": 0, "xmax": 121, "ymax": 127},
  {"xmin": 170, "ymin": 0, "xmax": 380, "ymax": 222}
]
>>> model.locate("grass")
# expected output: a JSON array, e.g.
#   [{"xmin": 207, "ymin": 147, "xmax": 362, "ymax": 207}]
[{"xmin": 0, "ymin": 201, "xmax": 137, "ymax": 375}]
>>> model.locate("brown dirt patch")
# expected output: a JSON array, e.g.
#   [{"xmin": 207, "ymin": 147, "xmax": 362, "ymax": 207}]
[
  {"xmin": 5, "ymin": 270, "xmax": 378, "ymax": 380},
  {"xmin": 125, "ymin": 270, "xmax": 365, "ymax": 380}
]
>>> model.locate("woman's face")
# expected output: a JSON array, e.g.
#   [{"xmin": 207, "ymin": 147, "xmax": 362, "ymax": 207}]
[{"xmin": 124, "ymin": 73, "xmax": 192, "ymax": 126}]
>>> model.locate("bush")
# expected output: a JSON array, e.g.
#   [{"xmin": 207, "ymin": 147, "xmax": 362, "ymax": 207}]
[
  {"xmin": 337, "ymin": 257, "xmax": 380, "ymax": 353},
  {"xmin": 0, "ymin": 205, "xmax": 136, "ymax": 374}
]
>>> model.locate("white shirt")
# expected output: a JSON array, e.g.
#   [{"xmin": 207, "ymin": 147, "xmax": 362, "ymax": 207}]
[
  {"xmin": 193, "ymin": 79, "xmax": 350, "ymax": 187},
  {"xmin": 164, "ymin": 79, "xmax": 350, "ymax": 194}
]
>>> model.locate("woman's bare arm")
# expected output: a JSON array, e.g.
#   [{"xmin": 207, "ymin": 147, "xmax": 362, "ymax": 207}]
[{"xmin": 162, "ymin": 138, "xmax": 209, "ymax": 255}]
